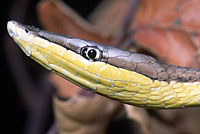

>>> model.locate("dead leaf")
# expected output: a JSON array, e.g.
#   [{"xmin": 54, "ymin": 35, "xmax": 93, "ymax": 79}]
[
  {"xmin": 37, "ymin": 0, "xmax": 111, "ymax": 44},
  {"xmin": 131, "ymin": 0, "xmax": 200, "ymax": 67},
  {"xmin": 125, "ymin": 105, "xmax": 150, "ymax": 134},
  {"xmin": 54, "ymin": 94, "xmax": 122, "ymax": 134}
]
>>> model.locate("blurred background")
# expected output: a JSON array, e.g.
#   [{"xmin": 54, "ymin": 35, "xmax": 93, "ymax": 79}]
[{"xmin": 3, "ymin": 0, "xmax": 200, "ymax": 134}]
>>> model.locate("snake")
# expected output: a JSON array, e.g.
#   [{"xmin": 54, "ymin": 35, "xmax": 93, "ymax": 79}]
[{"xmin": 7, "ymin": 20, "xmax": 200, "ymax": 109}]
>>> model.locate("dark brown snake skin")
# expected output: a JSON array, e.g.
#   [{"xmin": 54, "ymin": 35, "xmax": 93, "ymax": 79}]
[{"xmin": 106, "ymin": 51, "xmax": 200, "ymax": 82}]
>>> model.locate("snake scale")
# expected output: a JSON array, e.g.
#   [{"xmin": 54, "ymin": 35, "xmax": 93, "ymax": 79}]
[{"xmin": 7, "ymin": 20, "xmax": 200, "ymax": 109}]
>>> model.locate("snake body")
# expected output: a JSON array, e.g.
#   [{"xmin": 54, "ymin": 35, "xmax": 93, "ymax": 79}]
[{"xmin": 7, "ymin": 20, "xmax": 200, "ymax": 109}]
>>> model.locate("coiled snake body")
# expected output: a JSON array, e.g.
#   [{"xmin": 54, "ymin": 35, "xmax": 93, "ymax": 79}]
[{"xmin": 7, "ymin": 20, "xmax": 200, "ymax": 109}]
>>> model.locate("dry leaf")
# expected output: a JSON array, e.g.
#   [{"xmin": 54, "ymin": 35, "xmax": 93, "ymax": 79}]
[
  {"xmin": 54, "ymin": 94, "xmax": 122, "ymax": 134},
  {"xmin": 37, "ymin": 0, "xmax": 111, "ymax": 44},
  {"xmin": 131, "ymin": 0, "xmax": 200, "ymax": 67}
]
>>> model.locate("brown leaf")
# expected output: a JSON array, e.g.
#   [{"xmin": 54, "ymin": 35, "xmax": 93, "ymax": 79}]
[
  {"xmin": 125, "ymin": 105, "xmax": 150, "ymax": 134},
  {"xmin": 131, "ymin": 0, "xmax": 200, "ymax": 67},
  {"xmin": 50, "ymin": 73, "xmax": 81, "ymax": 98},
  {"xmin": 54, "ymin": 94, "xmax": 122, "ymax": 134},
  {"xmin": 133, "ymin": 27, "xmax": 198, "ymax": 67},
  {"xmin": 37, "ymin": 0, "xmax": 111, "ymax": 44},
  {"xmin": 89, "ymin": 0, "xmax": 130, "ymax": 36}
]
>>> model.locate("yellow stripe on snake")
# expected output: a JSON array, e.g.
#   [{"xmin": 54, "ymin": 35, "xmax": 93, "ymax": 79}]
[{"xmin": 7, "ymin": 20, "xmax": 200, "ymax": 109}]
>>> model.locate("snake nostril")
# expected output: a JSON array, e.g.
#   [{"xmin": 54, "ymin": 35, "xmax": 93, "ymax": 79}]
[{"xmin": 25, "ymin": 28, "xmax": 28, "ymax": 33}]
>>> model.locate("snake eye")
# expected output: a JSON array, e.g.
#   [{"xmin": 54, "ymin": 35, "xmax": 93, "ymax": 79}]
[{"xmin": 80, "ymin": 46, "xmax": 101, "ymax": 61}]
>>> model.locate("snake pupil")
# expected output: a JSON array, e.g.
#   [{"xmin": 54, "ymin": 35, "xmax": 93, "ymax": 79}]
[{"xmin": 88, "ymin": 49, "xmax": 97, "ymax": 59}]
